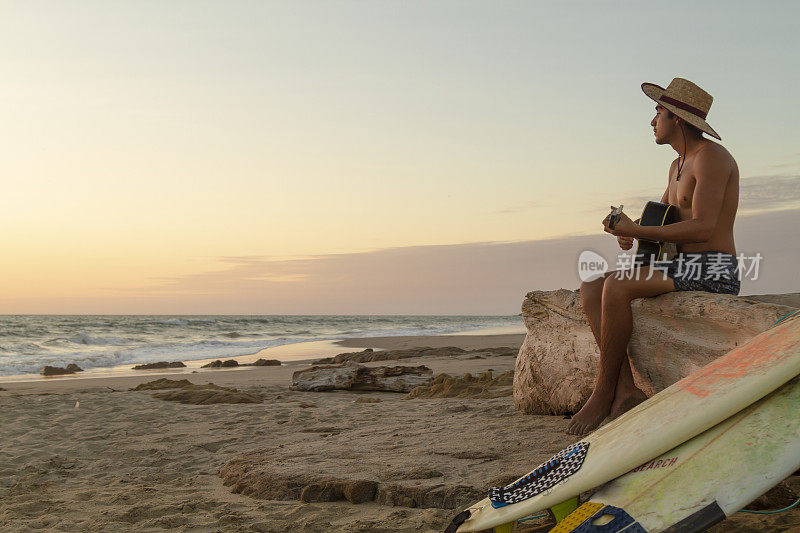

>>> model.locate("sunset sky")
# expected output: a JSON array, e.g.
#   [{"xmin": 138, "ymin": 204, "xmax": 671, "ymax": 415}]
[{"xmin": 1, "ymin": 1, "xmax": 798, "ymax": 314}]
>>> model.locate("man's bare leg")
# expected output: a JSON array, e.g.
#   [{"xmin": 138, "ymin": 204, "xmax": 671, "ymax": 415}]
[
  {"xmin": 567, "ymin": 268, "xmax": 675, "ymax": 435},
  {"xmin": 609, "ymin": 357, "xmax": 648, "ymax": 420},
  {"xmin": 579, "ymin": 272, "xmax": 647, "ymax": 420}
]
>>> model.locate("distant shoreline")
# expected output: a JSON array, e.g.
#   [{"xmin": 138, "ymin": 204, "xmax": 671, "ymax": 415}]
[
  {"xmin": 0, "ymin": 328, "xmax": 525, "ymax": 390},
  {"xmin": 0, "ymin": 316, "xmax": 524, "ymax": 380}
]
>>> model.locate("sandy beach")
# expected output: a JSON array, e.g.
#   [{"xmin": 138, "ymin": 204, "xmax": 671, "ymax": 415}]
[{"xmin": 1, "ymin": 332, "xmax": 798, "ymax": 532}]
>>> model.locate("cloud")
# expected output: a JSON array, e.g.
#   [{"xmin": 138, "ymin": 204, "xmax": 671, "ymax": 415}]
[
  {"xmin": 574, "ymin": 190, "xmax": 662, "ymax": 217},
  {"xmin": 580, "ymin": 174, "xmax": 800, "ymax": 217},
  {"xmin": 763, "ymin": 154, "xmax": 800, "ymax": 169},
  {"xmin": 148, "ymin": 257, "xmax": 312, "ymax": 292},
  {"xmin": 60, "ymin": 208, "xmax": 794, "ymax": 314},
  {"xmin": 95, "ymin": 237, "xmax": 610, "ymax": 313},
  {"xmin": 739, "ymin": 174, "xmax": 800, "ymax": 213}
]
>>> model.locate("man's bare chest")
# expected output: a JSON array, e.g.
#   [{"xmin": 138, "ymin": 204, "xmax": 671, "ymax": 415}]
[{"xmin": 668, "ymin": 163, "xmax": 697, "ymax": 210}]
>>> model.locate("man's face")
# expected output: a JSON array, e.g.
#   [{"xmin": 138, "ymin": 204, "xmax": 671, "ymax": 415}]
[{"xmin": 651, "ymin": 105, "xmax": 677, "ymax": 145}]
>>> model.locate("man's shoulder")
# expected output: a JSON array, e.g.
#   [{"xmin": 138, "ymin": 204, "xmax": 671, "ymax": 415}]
[
  {"xmin": 694, "ymin": 140, "xmax": 737, "ymax": 181},
  {"xmin": 696, "ymin": 140, "xmax": 737, "ymax": 170},
  {"xmin": 696, "ymin": 140, "xmax": 734, "ymax": 163}
]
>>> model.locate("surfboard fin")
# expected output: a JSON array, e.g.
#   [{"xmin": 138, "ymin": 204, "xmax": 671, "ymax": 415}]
[
  {"xmin": 494, "ymin": 522, "xmax": 515, "ymax": 533},
  {"xmin": 549, "ymin": 496, "xmax": 580, "ymax": 523}
]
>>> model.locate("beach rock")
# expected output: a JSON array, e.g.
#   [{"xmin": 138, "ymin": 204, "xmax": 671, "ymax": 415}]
[
  {"xmin": 405, "ymin": 370, "xmax": 514, "ymax": 399},
  {"xmin": 314, "ymin": 347, "xmax": 463, "ymax": 364},
  {"xmin": 40, "ymin": 364, "xmax": 83, "ymax": 376},
  {"xmin": 201, "ymin": 359, "xmax": 239, "ymax": 368},
  {"xmin": 514, "ymin": 289, "xmax": 797, "ymax": 415},
  {"xmin": 248, "ymin": 358, "xmax": 281, "ymax": 366},
  {"xmin": 131, "ymin": 378, "xmax": 226, "ymax": 391},
  {"xmin": 313, "ymin": 348, "xmax": 374, "ymax": 364},
  {"xmin": 219, "ymin": 465, "xmax": 480, "ymax": 509},
  {"xmin": 290, "ymin": 363, "xmax": 432, "ymax": 392},
  {"xmin": 130, "ymin": 378, "xmax": 262, "ymax": 404},
  {"xmin": 152, "ymin": 389, "xmax": 262, "ymax": 404},
  {"xmin": 299, "ymin": 480, "xmax": 378, "ymax": 504},
  {"xmin": 38, "ymin": 366, "xmax": 60, "ymax": 376},
  {"xmin": 132, "ymin": 361, "xmax": 186, "ymax": 370},
  {"xmin": 312, "ymin": 346, "xmax": 517, "ymax": 365}
]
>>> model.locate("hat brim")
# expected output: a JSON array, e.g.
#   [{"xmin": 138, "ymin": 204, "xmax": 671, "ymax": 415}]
[{"xmin": 641, "ymin": 82, "xmax": 721, "ymax": 140}]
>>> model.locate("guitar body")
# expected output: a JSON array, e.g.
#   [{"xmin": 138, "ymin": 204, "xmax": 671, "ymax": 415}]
[{"xmin": 635, "ymin": 201, "xmax": 679, "ymax": 263}]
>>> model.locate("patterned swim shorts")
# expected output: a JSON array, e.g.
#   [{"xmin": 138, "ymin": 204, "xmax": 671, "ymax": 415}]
[{"xmin": 637, "ymin": 251, "xmax": 741, "ymax": 295}]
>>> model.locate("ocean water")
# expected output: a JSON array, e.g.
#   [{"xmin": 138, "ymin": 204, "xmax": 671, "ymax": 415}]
[{"xmin": 0, "ymin": 315, "xmax": 521, "ymax": 376}]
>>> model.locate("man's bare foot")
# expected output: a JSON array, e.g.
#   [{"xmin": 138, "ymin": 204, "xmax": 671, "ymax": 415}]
[
  {"xmin": 566, "ymin": 393, "xmax": 613, "ymax": 436},
  {"xmin": 608, "ymin": 388, "xmax": 648, "ymax": 421}
]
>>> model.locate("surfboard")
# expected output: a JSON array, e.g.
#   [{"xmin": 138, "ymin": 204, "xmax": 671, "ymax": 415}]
[
  {"xmin": 553, "ymin": 373, "xmax": 800, "ymax": 533},
  {"xmin": 446, "ymin": 309, "xmax": 800, "ymax": 532}
]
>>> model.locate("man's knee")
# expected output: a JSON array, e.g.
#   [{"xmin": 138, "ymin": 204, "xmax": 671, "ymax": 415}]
[
  {"xmin": 602, "ymin": 273, "xmax": 633, "ymax": 302},
  {"xmin": 580, "ymin": 276, "xmax": 605, "ymax": 302},
  {"xmin": 581, "ymin": 270, "xmax": 622, "ymax": 292}
]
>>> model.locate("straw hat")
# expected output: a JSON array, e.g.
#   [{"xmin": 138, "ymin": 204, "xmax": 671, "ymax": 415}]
[{"xmin": 641, "ymin": 77, "xmax": 721, "ymax": 140}]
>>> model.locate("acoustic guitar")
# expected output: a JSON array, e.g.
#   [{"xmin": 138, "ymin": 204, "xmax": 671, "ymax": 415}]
[{"xmin": 634, "ymin": 201, "xmax": 679, "ymax": 264}]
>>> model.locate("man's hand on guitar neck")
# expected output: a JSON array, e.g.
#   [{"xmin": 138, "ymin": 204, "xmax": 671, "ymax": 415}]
[{"xmin": 603, "ymin": 206, "xmax": 638, "ymax": 239}]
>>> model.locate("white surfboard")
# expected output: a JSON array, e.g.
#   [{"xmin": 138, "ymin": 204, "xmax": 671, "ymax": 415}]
[
  {"xmin": 554, "ymin": 373, "xmax": 800, "ymax": 533},
  {"xmin": 446, "ymin": 309, "xmax": 800, "ymax": 532}
]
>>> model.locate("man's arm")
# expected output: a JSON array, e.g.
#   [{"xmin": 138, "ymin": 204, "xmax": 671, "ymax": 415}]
[{"xmin": 635, "ymin": 151, "xmax": 728, "ymax": 243}]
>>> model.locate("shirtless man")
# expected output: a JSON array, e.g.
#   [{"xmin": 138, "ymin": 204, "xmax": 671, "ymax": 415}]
[{"xmin": 566, "ymin": 78, "xmax": 740, "ymax": 436}]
